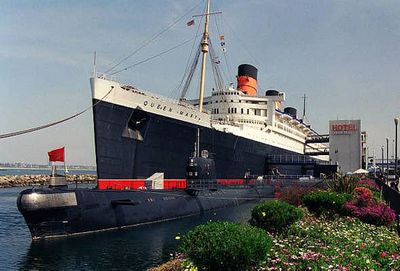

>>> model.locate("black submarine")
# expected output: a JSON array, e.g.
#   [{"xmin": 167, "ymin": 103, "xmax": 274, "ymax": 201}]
[{"xmin": 17, "ymin": 150, "xmax": 275, "ymax": 240}]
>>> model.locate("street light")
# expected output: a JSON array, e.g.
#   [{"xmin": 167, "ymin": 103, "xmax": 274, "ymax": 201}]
[
  {"xmin": 386, "ymin": 137, "xmax": 389, "ymax": 180},
  {"xmin": 381, "ymin": 146, "xmax": 384, "ymax": 175},
  {"xmin": 395, "ymin": 118, "xmax": 399, "ymax": 177}
]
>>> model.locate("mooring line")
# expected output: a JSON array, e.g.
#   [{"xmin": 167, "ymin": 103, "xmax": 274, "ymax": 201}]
[{"xmin": 0, "ymin": 86, "xmax": 114, "ymax": 139}]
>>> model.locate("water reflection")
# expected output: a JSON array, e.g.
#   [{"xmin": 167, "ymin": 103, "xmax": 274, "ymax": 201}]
[{"xmin": 18, "ymin": 202, "xmax": 260, "ymax": 271}]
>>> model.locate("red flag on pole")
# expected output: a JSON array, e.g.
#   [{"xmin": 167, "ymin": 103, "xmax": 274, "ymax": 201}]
[
  {"xmin": 48, "ymin": 147, "xmax": 65, "ymax": 162},
  {"xmin": 186, "ymin": 19, "xmax": 195, "ymax": 26}
]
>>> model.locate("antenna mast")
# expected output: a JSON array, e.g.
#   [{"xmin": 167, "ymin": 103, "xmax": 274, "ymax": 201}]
[
  {"xmin": 302, "ymin": 93, "xmax": 307, "ymax": 120},
  {"xmin": 93, "ymin": 51, "xmax": 97, "ymax": 77}
]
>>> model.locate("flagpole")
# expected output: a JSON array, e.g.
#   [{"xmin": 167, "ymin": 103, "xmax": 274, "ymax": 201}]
[{"xmin": 64, "ymin": 147, "xmax": 67, "ymax": 176}]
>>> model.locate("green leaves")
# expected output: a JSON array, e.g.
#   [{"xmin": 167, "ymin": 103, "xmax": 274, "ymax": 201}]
[
  {"xmin": 179, "ymin": 221, "xmax": 272, "ymax": 271},
  {"xmin": 326, "ymin": 173, "xmax": 360, "ymax": 194},
  {"xmin": 250, "ymin": 200, "xmax": 304, "ymax": 233},
  {"xmin": 303, "ymin": 191, "xmax": 352, "ymax": 217}
]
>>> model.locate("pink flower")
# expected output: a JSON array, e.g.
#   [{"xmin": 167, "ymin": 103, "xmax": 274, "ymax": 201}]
[{"xmin": 344, "ymin": 190, "xmax": 396, "ymax": 226}]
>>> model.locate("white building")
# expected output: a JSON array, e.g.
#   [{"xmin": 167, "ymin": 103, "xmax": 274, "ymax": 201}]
[{"xmin": 329, "ymin": 120, "xmax": 362, "ymax": 173}]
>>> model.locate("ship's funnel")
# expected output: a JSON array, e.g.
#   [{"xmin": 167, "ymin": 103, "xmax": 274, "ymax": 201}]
[
  {"xmin": 284, "ymin": 107, "xmax": 297, "ymax": 119},
  {"xmin": 237, "ymin": 64, "xmax": 257, "ymax": 96}
]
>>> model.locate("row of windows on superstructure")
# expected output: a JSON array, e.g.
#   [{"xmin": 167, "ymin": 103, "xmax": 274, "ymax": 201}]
[
  {"xmin": 205, "ymin": 100, "xmax": 267, "ymax": 105},
  {"xmin": 212, "ymin": 108, "xmax": 249, "ymax": 115},
  {"xmin": 238, "ymin": 119, "xmax": 264, "ymax": 125},
  {"xmin": 212, "ymin": 92, "xmax": 240, "ymax": 96},
  {"xmin": 212, "ymin": 108, "xmax": 267, "ymax": 116},
  {"xmin": 275, "ymin": 123, "xmax": 305, "ymax": 138}
]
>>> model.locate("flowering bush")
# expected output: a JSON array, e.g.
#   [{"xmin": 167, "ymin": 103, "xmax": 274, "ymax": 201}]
[
  {"xmin": 265, "ymin": 210, "xmax": 400, "ymax": 270},
  {"xmin": 278, "ymin": 185, "xmax": 315, "ymax": 206},
  {"xmin": 180, "ymin": 221, "xmax": 271, "ymax": 271},
  {"xmin": 250, "ymin": 200, "xmax": 304, "ymax": 232},
  {"xmin": 344, "ymin": 187, "xmax": 396, "ymax": 226},
  {"xmin": 352, "ymin": 187, "xmax": 373, "ymax": 206},
  {"xmin": 303, "ymin": 191, "xmax": 351, "ymax": 217},
  {"xmin": 357, "ymin": 178, "xmax": 380, "ymax": 191},
  {"xmin": 345, "ymin": 201, "xmax": 397, "ymax": 226}
]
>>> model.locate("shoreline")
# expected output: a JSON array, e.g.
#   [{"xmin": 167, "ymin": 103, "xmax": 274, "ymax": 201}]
[
  {"xmin": 0, "ymin": 167, "xmax": 96, "ymax": 171},
  {"xmin": 0, "ymin": 174, "xmax": 97, "ymax": 188}
]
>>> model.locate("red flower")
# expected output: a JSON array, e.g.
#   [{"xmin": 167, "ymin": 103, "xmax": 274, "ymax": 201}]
[{"xmin": 380, "ymin": 251, "xmax": 387, "ymax": 258}]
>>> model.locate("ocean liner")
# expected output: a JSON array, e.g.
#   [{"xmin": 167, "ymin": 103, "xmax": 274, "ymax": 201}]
[
  {"xmin": 92, "ymin": 64, "xmax": 327, "ymax": 189},
  {"xmin": 92, "ymin": 33, "xmax": 329, "ymax": 188},
  {"xmin": 17, "ymin": 0, "xmax": 333, "ymax": 239}
]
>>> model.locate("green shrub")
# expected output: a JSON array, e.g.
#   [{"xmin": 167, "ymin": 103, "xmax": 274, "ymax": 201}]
[
  {"xmin": 180, "ymin": 221, "xmax": 271, "ymax": 271},
  {"xmin": 303, "ymin": 191, "xmax": 352, "ymax": 217},
  {"xmin": 326, "ymin": 173, "xmax": 360, "ymax": 194},
  {"xmin": 249, "ymin": 200, "xmax": 304, "ymax": 232}
]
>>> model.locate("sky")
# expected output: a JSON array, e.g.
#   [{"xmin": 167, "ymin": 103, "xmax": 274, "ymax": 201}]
[{"xmin": 1, "ymin": 0, "xmax": 400, "ymax": 166}]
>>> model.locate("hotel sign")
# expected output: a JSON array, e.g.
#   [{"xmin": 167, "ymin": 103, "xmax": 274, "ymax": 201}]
[{"xmin": 331, "ymin": 123, "xmax": 358, "ymax": 134}]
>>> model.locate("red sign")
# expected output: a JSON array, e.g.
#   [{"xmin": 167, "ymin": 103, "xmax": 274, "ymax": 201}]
[{"xmin": 331, "ymin": 124, "xmax": 358, "ymax": 132}]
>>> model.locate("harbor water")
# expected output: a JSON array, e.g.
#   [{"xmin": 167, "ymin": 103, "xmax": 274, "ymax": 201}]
[{"xmin": 0, "ymin": 184, "xmax": 261, "ymax": 271}]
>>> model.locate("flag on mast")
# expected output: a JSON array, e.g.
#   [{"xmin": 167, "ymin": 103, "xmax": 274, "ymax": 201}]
[
  {"xmin": 186, "ymin": 19, "xmax": 195, "ymax": 26},
  {"xmin": 48, "ymin": 147, "xmax": 65, "ymax": 162}
]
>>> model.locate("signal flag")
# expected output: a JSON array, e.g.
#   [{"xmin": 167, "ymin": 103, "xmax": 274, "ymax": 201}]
[
  {"xmin": 48, "ymin": 147, "xmax": 65, "ymax": 162},
  {"xmin": 186, "ymin": 19, "xmax": 195, "ymax": 26}
]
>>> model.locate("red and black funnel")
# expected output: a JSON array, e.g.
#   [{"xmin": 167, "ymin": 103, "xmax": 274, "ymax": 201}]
[{"xmin": 237, "ymin": 64, "xmax": 257, "ymax": 96}]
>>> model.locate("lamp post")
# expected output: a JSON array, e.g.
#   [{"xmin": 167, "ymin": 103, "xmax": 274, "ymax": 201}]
[
  {"xmin": 395, "ymin": 118, "xmax": 399, "ymax": 177},
  {"xmin": 386, "ymin": 137, "xmax": 389, "ymax": 180},
  {"xmin": 381, "ymin": 146, "xmax": 384, "ymax": 175}
]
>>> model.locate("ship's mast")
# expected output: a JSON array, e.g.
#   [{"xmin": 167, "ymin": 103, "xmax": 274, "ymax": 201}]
[
  {"xmin": 198, "ymin": 0, "xmax": 210, "ymax": 113},
  {"xmin": 196, "ymin": 0, "xmax": 211, "ymax": 157}
]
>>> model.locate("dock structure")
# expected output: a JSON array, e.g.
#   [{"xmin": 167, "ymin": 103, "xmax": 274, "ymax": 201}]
[
  {"xmin": 265, "ymin": 154, "xmax": 337, "ymax": 178},
  {"xmin": 266, "ymin": 154, "xmax": 330, "ymax": 166},
  {"xmin": 304, "ymin": 134, "xmax": 330, "ymax": 156}
]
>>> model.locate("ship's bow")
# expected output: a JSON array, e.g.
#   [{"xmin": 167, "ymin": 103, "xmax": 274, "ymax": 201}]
[{"xmin": 17, "ymin": 188, "xmax": 79, "ymax": 239}]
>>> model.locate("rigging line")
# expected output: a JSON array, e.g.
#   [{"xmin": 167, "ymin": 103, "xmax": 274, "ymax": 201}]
[
  {"xmin": 104, "ymin": 1, "xmax": 203, "ymax": 74},
  {"xmin": 109, "ymin": 36, "xmax": 198, "ymax": 76},
  {"xmin": 208, "ymin": 39, "xmax": 224, "ymax": 91},
  {"xmin": 179, "ymin": 44, "xmax": 202, "ymax": 100},
  {"xmin": 0, "ymin": 87, "xmax": 114, "ymax": 139},
  {"xmin": 221, "ymin": 15, "xmax": 261, "ymax": 67},
  {"xmin": 213, "ymin": 14, "xmax": 233, "ymax": 82},
  {"xmin": 221, "ymin": 15, "xmax": 264, "ymax": 90},
  {"xmin": 170, "ymin": 13, "xmax": 205, "ymax": 100}
]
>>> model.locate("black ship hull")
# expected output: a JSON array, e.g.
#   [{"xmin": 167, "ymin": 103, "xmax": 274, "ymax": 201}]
[
  {"xmin": 93, "ymin": 100, "xmax": 307, "ymax": 180},
  {"xmin": 17, "ymin": 186, "xmax": 274, "ymax": 240}
]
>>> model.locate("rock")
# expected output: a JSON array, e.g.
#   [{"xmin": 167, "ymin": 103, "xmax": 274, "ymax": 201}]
[{"xmin": 0, "ymin": 174, "xmax": 97, "ymax": 188}]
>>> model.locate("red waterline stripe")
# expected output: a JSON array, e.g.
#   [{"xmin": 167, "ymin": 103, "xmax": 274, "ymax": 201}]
[
  {"xmin": 97, "ymin": 179, "xmax": 186, "ymax": 190},
  {"xmin": 98, "ymin": 178, "xmax": 248, "ymax": 190}
]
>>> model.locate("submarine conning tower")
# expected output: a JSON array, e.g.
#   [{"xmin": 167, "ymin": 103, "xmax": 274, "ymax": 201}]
[{"xmin": 237, "ymin": 64, "xmax": 258, "ymax": 96}]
